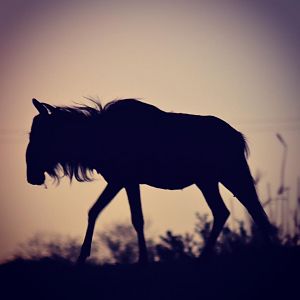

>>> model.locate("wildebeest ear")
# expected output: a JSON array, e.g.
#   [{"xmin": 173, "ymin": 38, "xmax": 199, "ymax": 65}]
[{"xmin": 32, "ymin": 98, "xmax": 56, "ymax": 115}]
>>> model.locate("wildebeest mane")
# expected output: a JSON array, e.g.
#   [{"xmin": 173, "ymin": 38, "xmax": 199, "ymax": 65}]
[{"xmin": 44, "ymin": 98, "xmax": 132, "ymax": 183}]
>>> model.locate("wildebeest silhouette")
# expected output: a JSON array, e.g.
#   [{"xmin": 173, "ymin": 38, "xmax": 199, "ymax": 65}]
[{"xmin": 26, "ymin": 98, "xmax": 272, "ymax": 264}]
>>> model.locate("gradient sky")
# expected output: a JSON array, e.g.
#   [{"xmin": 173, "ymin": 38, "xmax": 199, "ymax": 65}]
[{"xmin": 0, "ymin": 0, "xmax": 299, "ymax": 262}]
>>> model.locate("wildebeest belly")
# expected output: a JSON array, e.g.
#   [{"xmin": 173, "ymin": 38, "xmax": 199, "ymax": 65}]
[
  {"xmin": 139, "ymin": 166, "xmax": 195, "ymax": 190},
  {"xmin": 128, "ymin": 155, "xmax": 217, "ymax": 190}
]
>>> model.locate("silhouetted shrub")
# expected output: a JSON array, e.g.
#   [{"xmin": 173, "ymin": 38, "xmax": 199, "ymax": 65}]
[
  {"xmin": 96, "ymin": 223, "xmax": 156, "ymax": 264},
  {"xmin": 155, "ymin": 231, "xmax": 197, "ymax": 261},
  {"xmin": 97, "ymin": 224, "xmax": 139, "ymax": 264},
  {"xmin": 12, "ymin": 211, "xmax": 300, "ymax": 265},
  {"xmin": 14, "ymin": 233, "xmax": 83, "ymax": 262}
]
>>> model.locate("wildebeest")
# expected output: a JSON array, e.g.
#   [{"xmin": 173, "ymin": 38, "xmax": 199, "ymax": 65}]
[{"xmin": 26, "ymin": 98, "xmax": 272, "ymax": 263}]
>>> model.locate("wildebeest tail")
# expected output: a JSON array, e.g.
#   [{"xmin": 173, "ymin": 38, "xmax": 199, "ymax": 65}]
[{"xmin": 239, "ymin": 132, "xmax": 249, "ymax": 158}]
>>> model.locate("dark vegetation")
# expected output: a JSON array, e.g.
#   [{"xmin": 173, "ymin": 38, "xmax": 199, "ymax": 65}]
[{"xmin": 1, "ymin": 213, "xmax": 299, "ymax": 300}]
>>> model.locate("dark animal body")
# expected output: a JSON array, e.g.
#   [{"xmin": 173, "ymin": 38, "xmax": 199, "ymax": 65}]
[{"xmin": 26, "ymin": 98, "xmax": 272, "ymax": 264}]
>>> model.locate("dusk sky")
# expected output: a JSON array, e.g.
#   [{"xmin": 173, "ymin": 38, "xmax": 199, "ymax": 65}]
[{"xmin": 0, "ymin": 0, "xmax": 299, "ymax": 262}]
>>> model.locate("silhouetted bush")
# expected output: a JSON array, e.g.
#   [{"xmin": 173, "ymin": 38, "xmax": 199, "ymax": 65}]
[
  {"xmin": 12, "ymin": 212, "xmax": 300, "ymax": 265},
  {"xmin": 13, "ymin": 233, "xmax": 83, "ymax": 262},
  {"xmin": 97, "ymin": 212, "xmax": 299, "ymax": 263},
  {"xmin": 96, "ymin": 223, "xmax": 157, "ymax": 263},
  {"xmin": 97, "ymin": 224, "xmax": 140, "ymax": 264},
  {"xmin": 155, "ymin": 231, "xmax": 197, "ymax": 261}
]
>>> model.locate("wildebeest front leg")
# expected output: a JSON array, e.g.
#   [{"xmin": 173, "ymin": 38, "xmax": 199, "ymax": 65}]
[
  {"xmin": 126, "ymin": 184, "xmax": 148, "ymax": 264},
  {"xmin": 77, "ymin": 183, "xmax": 122, "ymax": 264}
]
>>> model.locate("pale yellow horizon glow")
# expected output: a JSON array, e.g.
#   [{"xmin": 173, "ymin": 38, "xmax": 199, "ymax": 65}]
[{"xmin": 0, "ymin": 0, "xmax": 299, "ymax": 262}]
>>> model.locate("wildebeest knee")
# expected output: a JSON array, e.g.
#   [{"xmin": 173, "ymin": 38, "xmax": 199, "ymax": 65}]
[
  {"xmin": 88, "ymin": 207, "xmax": 98, "ymax": 222},
  {"xmin": 132, "ymin": 217, "xmax": 144, "ymax": 232}
]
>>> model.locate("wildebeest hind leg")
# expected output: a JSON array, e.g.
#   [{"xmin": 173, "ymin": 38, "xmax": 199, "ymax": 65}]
[
  {"xmin": 196, "ymin": 180, "xmax": 230, "ymax": 257},
  {"xmin": 220, "ymin": 164, "xmax": 273, "ymax": 244}
]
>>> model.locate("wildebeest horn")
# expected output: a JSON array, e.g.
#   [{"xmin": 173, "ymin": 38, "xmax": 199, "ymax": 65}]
[{"xmin": 32, "ymin": 98, "xmax": 56, "ymax": 114}]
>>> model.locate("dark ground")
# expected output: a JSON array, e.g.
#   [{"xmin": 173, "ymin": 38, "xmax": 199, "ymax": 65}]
[{"xmin": 1, "ymin": 246, "xmax": 299, "ymax": 300}]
